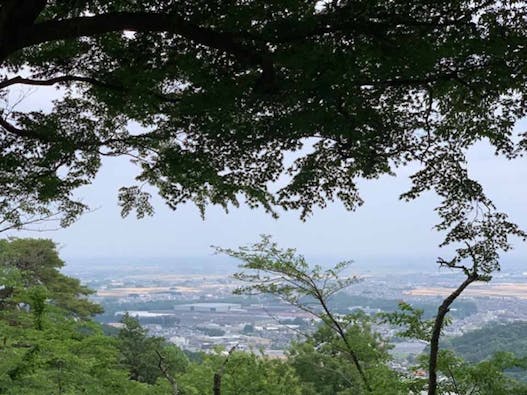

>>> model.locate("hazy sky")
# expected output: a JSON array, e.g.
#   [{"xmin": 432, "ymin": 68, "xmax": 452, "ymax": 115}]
[{"xmin": 6, "ymin": 87, "xmax": 527, "ymax": 266}]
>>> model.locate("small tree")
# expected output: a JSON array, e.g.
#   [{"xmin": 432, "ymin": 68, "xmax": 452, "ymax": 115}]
[
  {"xmin": 0, "ymin": 238, "xmax": 102, "ymax": 318},
  {"xmin": 117, "ymin": 313, "xmax": 188, "ymax": 389},
  {"xmin": 425, "ymin": 211, "xmax": 526, "ymax": 395},
  {"xmin": 381, "ymin": 210, "xmax": 527, "ymax": 395},
  {"xmin": 218, "ymin": 236, "xmax": 386, "ymax": 393}
]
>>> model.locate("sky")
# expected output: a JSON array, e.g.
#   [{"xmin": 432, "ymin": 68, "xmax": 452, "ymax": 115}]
[{"xmin": 6, "ymin": 86, "xmax": 527, "ymax": 269}]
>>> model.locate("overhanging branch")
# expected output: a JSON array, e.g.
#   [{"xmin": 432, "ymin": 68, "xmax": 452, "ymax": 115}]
[
  {"xmin": 8, "ymin": 12, "xmax": 263, "ymax": 65},
  {"xmin": 0, "ymin": 75, "xmax": 181, "ymax": 103}
]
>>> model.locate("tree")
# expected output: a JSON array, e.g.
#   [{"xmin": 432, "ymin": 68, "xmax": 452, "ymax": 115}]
[
  {"xmin": 117, "ymin": 313, "xmax": 188, "ymax": 387},
  {"xmin": 418, "ymin": 350, "xmax": 527, "ymax": 395},
  {"xmin": 288, "ymin": 317, "xmax": 409, "ymax": 395},
  {"xmin": 0, "ymin": 1, "xmax": 526, "ymax": 224},
  {"xmin": 242, "ymin": 324, "xmax": 254, "ymax": 334},
  {"xmin": 0, "ymin": 316, "xmax": 157, "ymax": 394},
  {"xmin": 219, "ymin": 236, "xmax": 408, "ymax": 394},
  {"xmin": 444, "ymin": 321, "xmax": 527, "ymax": 367},
  {"xmin": 0, "ymin": 201, "xmax": 67, "ymax": 234},
  {"xmin": 2, "ymin": 3, "xmax": 527, "ymax": 393},
  {"xmin": 0, "ymin": 238, "xmax": 102, "ymax": 318},
  {"xmin": 0, "ymin": 242, "xmax": 160, "ymax": 394}
]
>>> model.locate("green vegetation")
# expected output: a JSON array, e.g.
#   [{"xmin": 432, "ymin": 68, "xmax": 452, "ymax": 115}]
[
  {"xmin": 0, "ymin": 239, "xmax": 153, "ymax": 394},
  {"xmin": 1, "ymin": 1, "xmax": 526, "ymax": 248},
  {"xmin": 242, "ymin": 324, "xmax": 254, "ymax": 334},
  {"xmin": 0, "ymin": 239, "xmax": 102, "ymax": 319},
  {"xmin": 441, "ymin": 321, "xmax": 527, "ymax": 383},
  {"xmin": 0, "ymin": 238, "xmax": 309, "ymax": 394},
  {"xmin": 421, "ymin": 350, "xmax": 527, "ymax": 395},
  {"xmin": 1, "ymin": 237, "xmax": 527, "ymax": 394},
  {"xmin": 221, "ymin": 237, "xmax": 527, "ymax": 395},
  {"xmin": 444, "ymin": 321, "xmax": 527, "ymax": 363}
]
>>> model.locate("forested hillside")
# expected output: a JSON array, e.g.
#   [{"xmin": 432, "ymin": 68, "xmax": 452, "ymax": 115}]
[{"xmin": 445, "ymin": 322, "xmax": 527, "ymax": 363}]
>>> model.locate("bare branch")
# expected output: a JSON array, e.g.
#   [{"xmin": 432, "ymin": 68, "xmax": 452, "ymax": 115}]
[{"xmin": 0, "ymin": 75, "xmax": 181, "ymax": 104}]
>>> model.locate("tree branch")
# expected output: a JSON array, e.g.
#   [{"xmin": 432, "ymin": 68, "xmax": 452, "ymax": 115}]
[
  {"xmin": 0, "ymin": 75, "xmax": 181, "ymax": 103},
  {"xmin": 6, "ymin": 12, "xmax": 263, "ymax": 65},
  {"xmin": 0, "ymin": 116, "xmax": 40, "ymax": 139},
  {"xmin": 313, "ymin": 286, "xmax": 372, "ymax": 392},
  {"xmin": 155, "ymin": 350, "xmax": 178, "ymax": 395}
]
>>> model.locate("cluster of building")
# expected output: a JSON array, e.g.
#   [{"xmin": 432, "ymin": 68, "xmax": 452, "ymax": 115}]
[{"xmin": 84, "ymin": 264, "xmax": 527, "ymax": 366}]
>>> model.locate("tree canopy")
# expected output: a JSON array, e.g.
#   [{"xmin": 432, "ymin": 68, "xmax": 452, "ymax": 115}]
[
  {"xmin": 0, "ymin": 238, "xmax": 102, "ymax": 318},
  {"xmin": 1, "ymin": 1, "xmax": 526, "ymax": 229}
]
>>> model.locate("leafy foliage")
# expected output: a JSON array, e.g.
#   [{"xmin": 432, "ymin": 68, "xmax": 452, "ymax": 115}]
[
  {"xmin": 2, "ymin": 7, "xmax": 526, "ymax": 392},
  {"xmin": 288, "ymin": 315, "xmax": 408, "ymax": 395},
  {"xmin": 444, "ymin": 321, "xmax": 527, "ymax": 365},
  {"xmin": 0, "ymin": 1, "xmax": 526, "ymax": 248},
  {"xmin": 219, "ymin": 235, "xmax": 358, "ymax": 312},
  {"xmin": 380, "ymin": 302, "xmax": 437, "ymax": 342},
  {"xmin": 221, "ymin": 236, "xmax": 398, "ymax": 392},
  {"xmin": 0, "ymin": 251, "xmax": 155, "ymax": 393},
  {"xmin": 0, "ymin": 238, "xmax": 102, "ymax": 318},
  {"xmin": 118, "ymin": 313, "xmax": 188, "ymax": 385},
  {"xmin": 416, "ymin": 350, "xmax": 527, "ymax": 395},
  {"xmin": 179, "ymin": 349, "xmax": 303, "ymax": 395}
]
